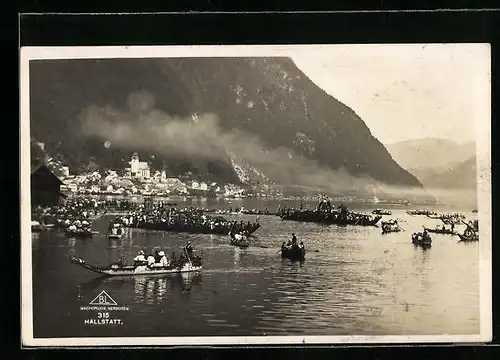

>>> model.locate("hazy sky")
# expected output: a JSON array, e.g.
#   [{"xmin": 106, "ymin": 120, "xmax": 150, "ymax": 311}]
[{"xmin": 292, "ymin": 44, "xmax": 490, "ymax": 145}]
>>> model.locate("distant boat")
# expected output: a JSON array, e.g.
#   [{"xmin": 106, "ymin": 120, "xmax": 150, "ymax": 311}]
[{"xmin": 373, "ymin": 209, "xmax": 392, "ymax": 215}]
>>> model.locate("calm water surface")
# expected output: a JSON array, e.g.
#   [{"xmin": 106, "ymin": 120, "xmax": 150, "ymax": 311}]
[{"xmin": 31, "ymin": 199, "xmax": 480, "ymax": 337}]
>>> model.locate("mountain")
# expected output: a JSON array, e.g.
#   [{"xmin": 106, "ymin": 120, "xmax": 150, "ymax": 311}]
[
  {"xmin": 418, "ymin": 156, "xmax": 477, "ymax": 190},
  {"xmin": 386, "ymin": 137, "xmax": 476, "ymax": 192},
  {"xmin": 387, "ymin": 138, "xmax": 476, "ymax": 171},
  {"xmin": 29, "ymin": 57, "xmax": 424, "ymax": 198}
]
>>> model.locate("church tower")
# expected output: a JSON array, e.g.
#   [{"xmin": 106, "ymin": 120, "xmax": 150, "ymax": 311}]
[{"xmin": 130, "ymin": 152, "xmax": 140, "ymax": 175}]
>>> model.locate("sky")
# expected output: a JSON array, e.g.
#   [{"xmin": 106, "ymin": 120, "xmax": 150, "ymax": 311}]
[{"xmin": 292, "ymin": 44, "xmax": 490, "ymax": 145}]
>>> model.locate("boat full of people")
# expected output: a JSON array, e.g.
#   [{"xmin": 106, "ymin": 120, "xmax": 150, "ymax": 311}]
[
  {"xmin": 426, "ymin": 212, "xmax": 465, "ymax": 225},
  {"xmin": 280, "ymin": 233, "xmax": 306, "ymax": 261},
  {"xmin": 229, "ymin": 231, "xmax": 250, "ymax": 248},
  {"xmin": 65, "ymin": 220, "xmax": 95, "ymax": 238},
  {"xmin": 107, "ymin": 221, "xmax": 125, "ymax": 239},
  {"xmin": 373, "ymin": 209, "xmax": 392, "ymax": 216},
  {"xmin": 381, "ymin": 220, "xmax": 401, "ymax": 234},
  {"xmin": 423, "ymin": 224, "xmax": 457, "ymax": 235},
  {"xmin": 117, "ymin": 204, "xmax": 261, "ymax": 236},
  {"xmin": 278, "ymin": 199, "xmax": 382, "ymax": 227},
  {"xmin": 407, "ymin": 209, "xmax": 437, "ymax": 216},
  {"xmin": 412, "ymin": 230, "xmax": 432, "ymax": 248},
  {"xmin": 457, "ymin": 220, "xmax": 479, "ymax": 242},
  {"xmin": 71, "ymin": 242, "xmax": 203, "ymax": 276}
]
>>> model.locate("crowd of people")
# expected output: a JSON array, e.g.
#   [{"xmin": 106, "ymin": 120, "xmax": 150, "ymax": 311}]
[
  {"xmin": 278, "ymin": 202, "xmax": 380, "ymax": 226},
  {"xmin": 130, "ymin": 241, "xmax": 200, "ymax": 269},
  {"xmin": 115, "ymin": 203, "xmax": 261, "ymax": 236},
  {"xmin": 32, "ymin": 198, "xmax": 104, "ymax": 232}
]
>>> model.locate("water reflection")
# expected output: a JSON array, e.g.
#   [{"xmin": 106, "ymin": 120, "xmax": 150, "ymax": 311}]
[{"xmin": 77, "ymin": 273, "xmax": 202, "ymax": 305}]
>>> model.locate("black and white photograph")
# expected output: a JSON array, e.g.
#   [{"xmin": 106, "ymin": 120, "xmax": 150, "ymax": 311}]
[{"xmin": 20, "ymin": 45, "xmax": 491, "ymax": 346}]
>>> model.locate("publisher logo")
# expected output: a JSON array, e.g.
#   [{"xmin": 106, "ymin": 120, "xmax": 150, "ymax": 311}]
[
  {"xmin": 80, "ymin": 289, "xmax": 130, "ymax": 326},
  {"xmin": 89, "ymin": 290, "xmax": 117, "ymax": 306}
]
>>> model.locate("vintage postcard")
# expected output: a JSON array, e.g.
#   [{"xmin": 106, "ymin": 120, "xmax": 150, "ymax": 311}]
[{"xmin": 20, "ymin": 44, "xmax": 491, "ymax": 346}]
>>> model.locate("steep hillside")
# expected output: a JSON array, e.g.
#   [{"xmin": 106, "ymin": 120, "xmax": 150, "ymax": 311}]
[{"xmin": 29, "ymin": 57, "xmax": 423, "ymax": 197}]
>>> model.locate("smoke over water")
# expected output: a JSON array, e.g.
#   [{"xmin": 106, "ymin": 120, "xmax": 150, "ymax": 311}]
[{"xmin": 79, "ymin": 91, "xmax": 457, "ymax": 203}]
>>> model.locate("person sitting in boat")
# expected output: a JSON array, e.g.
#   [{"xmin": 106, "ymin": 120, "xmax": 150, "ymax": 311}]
[
  {"xmin": 133, "ymin": 250, "xmax": 147, "ymax": 266},
  {"xmin": 154, "ymin": 249, "xmax": 161, "ymax": 263},
  {"xmin": 147, "ymin": 252, "xmax": 156, "ymax": 267},
  {"xmin": 299, "ymin": 241, "xmax": 305, "ymax": 251},
  {"xmin": 423, "ymin": 229, "xmax": 430, "ymax": 240},
  {"xmin": 234, "ymin": 232, "xmax": 245, "ymax": 241},
  {"xmin": 158, "ymin": 251, "xmax": 170, "ymax": 267},
  {"xmin": 281, "ymin": 242, "xmax": 287, "ymax": 250}
]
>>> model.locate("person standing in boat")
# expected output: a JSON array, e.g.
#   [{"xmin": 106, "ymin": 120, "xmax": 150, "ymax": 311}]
[
  {"xmin": 291, "ymin": 233, "xmax": 297, "ymax": 244},
  {"xmin": 185, "ymin": 241, "xmax": 194, "ymax": 257},
  {"xmin": 107, "ymin": 220, "xmax": 114, "ymax": 234}
]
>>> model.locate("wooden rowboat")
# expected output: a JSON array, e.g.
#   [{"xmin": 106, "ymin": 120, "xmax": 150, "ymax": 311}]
[
  {"xmin": 381, "ymin": 221, "xmax": 401, "ymax": 234},
  {"xmin": 229, "ymin": 232, "xmax": 249, "ymax": 248},
  {"xmin": 412, "ymin": 232, "xmax": 432, "ymax": 248},
  {"xmin": 71, "ymin": 257, "xmax": 202, "ymax": 276},
  {"xmin": 281, "ymin": 246, "xmax": 306, "ymax": 262},
  {"xmin": 423, "ymin": 227, "xmax": 457, "ymax": 235},
  {"xmin": 457, "ymin": 233, "xmax": 479, "ymax": 242}
]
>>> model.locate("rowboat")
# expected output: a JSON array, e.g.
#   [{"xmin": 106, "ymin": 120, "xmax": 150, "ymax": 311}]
[
  {"xmin": 31, "ymin": 221, "xmax": 43, "ymax": 232},
  {"xmin": 373, "ymin": 209, "xmax": 392, "ymax": 215},
  {"xmin": 457, "ymin": 232, "xmax": 479, "ymax": 242},
  {"xmin": 71, "ymin": 257, "xmax": 202, "ymax": 276},
  {"xmin": 107, "ymin": 226, "xmax": 124, "ymax": 239},
  {"xmin": 412, "ymin": 232, "xmax": 432, "ymax": 248},
  {"xmin": 281, "ymin": 246, "xmax": 306, "ymax": 262},
  {"xmin": 107, "ymin": 233, "xmax": 123, "ymax": 239},
  {"xmin": 381, "ymin": 221, "xmax": 401, "ymax": 234},
  {"xmin": 423, "ymin": 226, "xmax": 457, "ymax": 235},
  {"xmin": 229, "ymin": 232, "xmax": 249, "ymax": 248},
  {"xmin": 32, "ymin": 221, "xmax": 55, "ymax": 231},
  {"xmin": 65, "ymin": 229, "xmax": 96, "ymax": 238},
  {"xmin": 280, "ymin": 210, "xmax": 382, "ymax": 227},
  {"xmin": 407, "ymin": 210, "xmax": 436, "ymax": 216}
]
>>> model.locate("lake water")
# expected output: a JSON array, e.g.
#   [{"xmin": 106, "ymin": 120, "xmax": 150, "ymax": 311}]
[{"xmin": 30, "ymin": 199, "xmax": 480, "ymax": 338}]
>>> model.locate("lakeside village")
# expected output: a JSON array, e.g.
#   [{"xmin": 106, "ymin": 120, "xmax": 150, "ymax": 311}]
[
  {"xmin": 37, "ymin": 150, "xmax": 401, "ymax": 204},
  {"xmin": 51, "ymin": 152, "xmax": 283, "ymax": 200}
]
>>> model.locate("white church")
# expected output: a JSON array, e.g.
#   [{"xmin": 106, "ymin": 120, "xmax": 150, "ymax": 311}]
[{"xmin": 128, "ymin": 152, "xmax": 150, "ymax": 180}]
